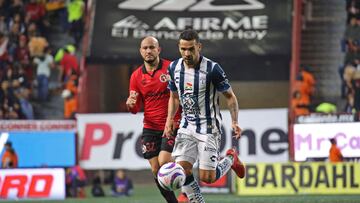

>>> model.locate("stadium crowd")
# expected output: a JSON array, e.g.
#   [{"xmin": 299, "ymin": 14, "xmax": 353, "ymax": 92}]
[
  {"xmin": 341, "ymin": 0, "xmax": 360, "ymax": 116},
  {"xmin": 0, "ymin": 0, "xmax": 84, "ymax": 120}
]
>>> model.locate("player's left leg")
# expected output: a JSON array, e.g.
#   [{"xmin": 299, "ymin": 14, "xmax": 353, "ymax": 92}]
[
  {"xmin": 155, "ymin": 132, "xmax": 179, "ymax": 203},
  {"xmin": 198, "ymin": 132, "xmax": 235, "ymax": 184},
  {"xmin": 142, "ymin": 128, "xmax": 178, "ymax": 203}
]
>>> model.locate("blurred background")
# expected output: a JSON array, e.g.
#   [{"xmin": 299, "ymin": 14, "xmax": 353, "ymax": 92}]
[{"xmin": 0, "ymin": 0, "xmax": 359, "ymax": 202}]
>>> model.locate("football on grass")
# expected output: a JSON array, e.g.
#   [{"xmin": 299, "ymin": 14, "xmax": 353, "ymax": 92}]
[{"xmin": 157, "ymin": 162, "xmax": 186, "ymax": 191}]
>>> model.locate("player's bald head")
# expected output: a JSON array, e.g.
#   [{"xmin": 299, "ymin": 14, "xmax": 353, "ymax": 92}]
[
  {"xmin": 140, "ymin": 36, "xmax": 159, "ymax": 48},
  {"xmin": 139, "ymin": 36, "xmax": 161, "ymax": 65}
]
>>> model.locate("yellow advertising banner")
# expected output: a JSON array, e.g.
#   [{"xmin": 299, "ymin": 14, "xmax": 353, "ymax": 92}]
[{"xmin": 237, "ymin": 162, "xmax": 360, "ymax": 195}]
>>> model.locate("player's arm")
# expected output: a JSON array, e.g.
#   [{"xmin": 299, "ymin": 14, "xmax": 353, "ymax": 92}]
[
  {"xmin": 222, "ymin": 89, "xmax": 241, "ymax": 139},
  {"xmin": 212, "ymin": 63, "xmax": 242, "ymax": 139},
  {"xmin": 165, "ymin": 91, "xmax": 180, "ymax": 137},
  {"xmin": 126, "ymin": 73, "xmax": 141, "ymax": 114}
]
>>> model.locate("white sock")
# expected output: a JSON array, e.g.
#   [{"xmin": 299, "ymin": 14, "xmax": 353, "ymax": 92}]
[
  {"xmin": 215, "ymin": 156, "xmax": 233, "ymax": 180},
  {"xmin": 182, "ymin": 175, "xmax": 205, "ymax": 203}
]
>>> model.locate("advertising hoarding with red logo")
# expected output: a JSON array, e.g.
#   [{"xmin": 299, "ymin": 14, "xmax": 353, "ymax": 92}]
[
  {"xmin": 77, "ymin": 109, "xmax": 288, "ymax": 169},
  {"xmin": 0, "ymin": 168, "xmax": 65, "ymax": 200}
]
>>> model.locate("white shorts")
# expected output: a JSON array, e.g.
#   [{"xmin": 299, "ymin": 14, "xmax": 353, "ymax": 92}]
[{"xmin": 172, "ymin": 128, "xmax": 221, "ymax": 170}]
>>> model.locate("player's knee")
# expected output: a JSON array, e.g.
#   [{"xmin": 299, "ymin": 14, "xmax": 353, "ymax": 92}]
[
  {"xmin": 183, "ymin": 168, "xmax": 193, "ymax": 176},
  {"xmin": 200, "ymin": 176, "xmax": 216, "ymax": 184},
  {"xmin": 158, "ymin": 159, "xmax": 168, "ymax": 167},
  {"xmin": 199, "ymin": 174, "xmax": 216, "ymax": 184}
]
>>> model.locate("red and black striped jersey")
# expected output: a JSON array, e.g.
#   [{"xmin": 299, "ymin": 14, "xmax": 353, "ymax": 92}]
[{"xmin": 128, "ymin": 59, "xmax": 180, "ymax": 130}]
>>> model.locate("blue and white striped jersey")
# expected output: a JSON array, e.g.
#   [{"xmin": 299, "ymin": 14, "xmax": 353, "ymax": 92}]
[{"xmin": 168, "ymin": 56, "xmax": 231, "ymax": 135}]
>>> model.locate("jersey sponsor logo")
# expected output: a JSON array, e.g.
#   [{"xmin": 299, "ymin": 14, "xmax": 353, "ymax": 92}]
[
  {"xmin": 181, "ymin": 94, "xmax": 200, "ymax": 119},
  {"xmin": 210, "ymin": 155, "xmax": 217, "ymax": 162},
  {"xmin": 204, "ymin": 146, "xmax": 216, "ymax": 153},
  {"xmin": 118, "ymin": 0, "xmax": 265, "ymax": 11},
  {"xmin": 142, "ymin": 141, "xmax": 156, "ymax": 154}
]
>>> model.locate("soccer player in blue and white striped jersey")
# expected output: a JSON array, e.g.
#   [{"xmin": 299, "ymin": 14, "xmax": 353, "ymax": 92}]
[{"xmin": 165, "ymin": 30, "xmax": 245, "ymax": 203}]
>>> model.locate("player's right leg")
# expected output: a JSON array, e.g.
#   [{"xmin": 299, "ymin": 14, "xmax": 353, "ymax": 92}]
[{"xmin": 173, "ymin": 130, "xmax": 205, "ymax": 203}]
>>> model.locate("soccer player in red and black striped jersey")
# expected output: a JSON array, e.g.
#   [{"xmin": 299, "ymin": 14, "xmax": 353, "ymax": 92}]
[{"xmin": 126, "ymin": 36, "xmax": 181, "ymax": 203}]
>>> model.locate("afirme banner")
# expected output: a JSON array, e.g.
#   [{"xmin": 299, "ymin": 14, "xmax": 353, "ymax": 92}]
[
  {"xmin": 77, "ymin": 109, "xmax": 288, "ymax": 169},
  {"xmin": 0, "ymin": 168, "xmax": 65, "ymax": 200},
  {"xmin": 89, "ymin": 0, "xmax": 291, "ymax": 80},
  {"xmin": 294, "ymin": 122, "xmax": 360, "ymax": 161},
  {"xmin": 237, "ymin": 162, "xmax": 360, "ymax": 195}
]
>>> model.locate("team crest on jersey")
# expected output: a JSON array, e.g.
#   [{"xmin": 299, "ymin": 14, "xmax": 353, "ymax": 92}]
[
  {"xmin": 159, "ymin": 74, "xmax": 169, "ymax": 83},
  {"xmin": 185, "ymin": 82, "xmax": 193, "ymax": 91}
]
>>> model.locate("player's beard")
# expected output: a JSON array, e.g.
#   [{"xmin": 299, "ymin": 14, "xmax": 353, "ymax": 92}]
[
  {"xmin": 184, "ymin": 57, "xmax": 195, "ymax": 66},
  {"xmin": 144, "ymin": 56, "xmax": 157, "ymax": 65}
]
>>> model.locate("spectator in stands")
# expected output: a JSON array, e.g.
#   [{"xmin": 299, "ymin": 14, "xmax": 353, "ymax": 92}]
[
  {"xmin": 0, "ymin": 13, "xmax": 8, "ymax": 35},
  {"xmin": 300, "ymin": 65, "xmax": 316, "ymax": 95},
  {"xmin": 26, "ymin": 22, "xmax": 39, "ymax": 39},
  {"xmin": 1, "ymin": 141, "xmax": 18, "ymax": 168},
  {"xmin": 8, "ymin": 0, "xmax": 24, "ymax": 18},
  {"xmin": 293, "ymin": 74, "xmax": 313, "ymax": 111},
  {"xmin": 353, "ymin": 74, "xmax": 360, "ymax": 120},
  {"xmin": 66, "ymin": 165, "xmax": 87, "ymax": 198},
  {"xmin": 25, "ymin": 0, "xmax": 48, "ymax": 36},
  {"xmin": 328, "ymin": 138, "xmax": 343, "ymax": 162},
  {"xmin": 67, "ymin": 0, "xmax": 84, "ymax": 46},
  {"xmin": 292, "ymin": 90, "xmax": 310, "ymax": 116},
  {"xmin": 111, "ymin": 169, "xmax": 133, "ymax": 197},
  {"xmin": 0, "ymin": 80, "xmax": 21, "ymax": 119},
  {"xmin": 91, "ymin": 176, "xmax": 105, "ymax": 197},
  {"xmin": 61, "ymin": 88, "xmax": 77, "ymax": 119},
  {"xmin": 0, "ymin": 32, "xmax": 9, "ymax": 69},
  {"xmin": 346, "ymin": 0, "xmax": 360, "ymax": 24},
  {"xmin": 343, "ymin": 62, "xmax": 356, "ymax": 112},
  {"xmin": 0, "ymin": 0, "xmax": 9, "ymax": 19},
  {"xmin": 344, "ymin": 17, "xmax": 359, "ymax": 52},
  {"xmin": 315, "ymin": 102, "xmax": 337, "ymax": 113},
  {"xmin": 33, "ymin": 47, "xmax": 54, "ymax": 102},
  {"xmin": 7, "ymin": 22, "xmax": 22, "ymax": 58},
  {"xmin": 28, "ymin": 36, "xmax": 48, "ymax": 57},
  {"xmin": 17, "ymin": 87, "xmax": 34, "ymax": 119},
  {"xmin": 15, "ymin": 35, "xmax": 32, "ymax": 80},
  {"xmin": 59, "ymin": 44, "xmax": 78, "ymax": 82}
]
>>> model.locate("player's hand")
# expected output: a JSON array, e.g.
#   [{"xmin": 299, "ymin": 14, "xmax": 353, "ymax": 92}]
[
  {"xmin": 126, "ymin": 91, "xmax": 138, "ymax": 109},
  {"xmin": 232, "ymin": 122, "xmax": 242, "ymax": 139},
  {"xmin": 164, "ymin": 119, "xmax": 175, "ymax": 138}
]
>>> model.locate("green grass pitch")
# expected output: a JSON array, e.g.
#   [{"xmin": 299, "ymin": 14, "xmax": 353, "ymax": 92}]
[{"xmin": 2, "ymin": 184, "xmax": 359, "ymax": 203}]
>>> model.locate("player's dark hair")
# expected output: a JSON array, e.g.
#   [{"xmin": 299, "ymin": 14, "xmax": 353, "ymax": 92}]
[{"xmin": 179, "ymin": 29, "xmax": 200, "ymax": 43}]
